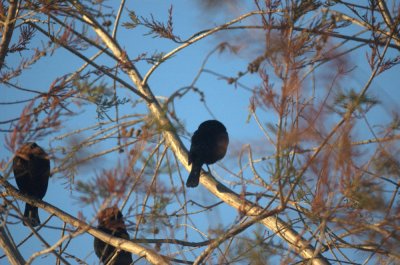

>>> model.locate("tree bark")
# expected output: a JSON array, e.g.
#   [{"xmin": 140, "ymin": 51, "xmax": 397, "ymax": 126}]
[
  {"xmin": 0, "ymin": 0, "xmax": 18, "ymax": 71},
  {"xmin": 0, "ymin": 226, "xmax": 25, "ymax": 265}
]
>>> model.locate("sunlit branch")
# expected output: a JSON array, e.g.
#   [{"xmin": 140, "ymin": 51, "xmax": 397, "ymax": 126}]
[
  {"xmin": 112, "ymin": 0, "xmax": 126, "ymax": 38},
  {"xmin": 142, "ymin": 10, "xmax": 274, "ymax": 86},
  {"xmin": 377, "ymin": 0, "xmax": 395, "ymax": 31},
  {"xmin": 3, "ymin": 196, "xmax": 71, "ymax": 265},
  {"xmin": 1, "ymin": 177, "xmax": 170, "ymax": 265},
  {"xmin": 326, "ymin": 10, "xmax": 400, "ymax": 46}
]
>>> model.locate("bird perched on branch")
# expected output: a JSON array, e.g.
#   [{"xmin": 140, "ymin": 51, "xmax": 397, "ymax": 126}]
[
  {"xmin": 13, "ymin": 142, "xmax": 50, "ymax": 227},
  {"xmin": 94, "ymin": 207, "xmax": 133, "ymax": 265},
  {"xmin": 187, "ymin": 120, "xmax": 229, "ymax": 188}
]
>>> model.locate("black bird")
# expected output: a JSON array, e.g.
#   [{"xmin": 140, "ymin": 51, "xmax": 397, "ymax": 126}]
[
  {"xmin": 13, "ymin": 142, "xmax": 50, "ymax": 227},
  {"xmin": 94, "ymin": 207, "xmax": 133, "ymax": 265},
  {"xmin": 187, "ymin": 120, "xmax": 229, "ymax": 188}
]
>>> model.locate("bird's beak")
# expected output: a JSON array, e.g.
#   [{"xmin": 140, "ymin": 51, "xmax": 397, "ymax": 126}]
[{"xmin": 40, "ymin": 154, "xmax": 50, "ymax": 160}]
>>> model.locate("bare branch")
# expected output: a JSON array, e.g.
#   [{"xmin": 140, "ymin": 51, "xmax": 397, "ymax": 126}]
[{"xmin": 0, "ymin": 226, "xmax": 25, "ymax": 265}]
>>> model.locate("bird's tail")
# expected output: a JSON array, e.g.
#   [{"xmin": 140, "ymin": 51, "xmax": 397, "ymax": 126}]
[
  {"xmin": 24, "ymin": 203, "xmax": 40, "ymax": 227},
  {"xmin": 186, "ymin": 162, "xmax": 202, "ymax": 188}
]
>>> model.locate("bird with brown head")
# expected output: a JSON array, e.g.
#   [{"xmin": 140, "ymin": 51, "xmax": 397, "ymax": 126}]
[
  {"xmin": 13, "ymin": 142, "xmax": 50, "ymax": 227},
  {"xmin": 94, "ymin": 206, "xmax": 133, "ymax": 265}
]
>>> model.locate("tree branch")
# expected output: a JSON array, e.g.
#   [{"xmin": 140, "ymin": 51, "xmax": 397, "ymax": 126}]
[
  {"xmin": 0, "ymin": 0, "xmax": 19, "ymax": 70},
  {"xmin": 326, "ymin": 9, "xmax": 400, "ymax": 47},
  {"xmin": 0, "ymin": 226, "xmax": 25, "ymax": 265},
  {"xmin": 377, "ymin": 0, "xmax": 394, "ymax": 30},
  {"xmin": 1, "ymin": 177, "xmax": 169, "ymax": 265},
  {"xmin": 70, "ymin": 2, "xmax": 330, "ymax": 263}
]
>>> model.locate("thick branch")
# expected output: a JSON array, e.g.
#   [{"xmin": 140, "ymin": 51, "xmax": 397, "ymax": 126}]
[
  {"xmin": 1, "ymin": 178, "xmax": 169, "ymax": 265},
  {"xmin": 0, "ymin": 226, "xmax": 25, "ymax": 265},
  {"xmin": 377, "ymin": 0, "xmax": 394, "ymax": 30},
  {"xmin": 0, "ymin": 0, "xmax": 19, "ymax": 70}
]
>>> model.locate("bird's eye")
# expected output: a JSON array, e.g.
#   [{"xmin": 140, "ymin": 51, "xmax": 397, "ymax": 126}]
[{"xmin": 30, "ymin": 143, "xmax": 38, "ymax": 149}]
